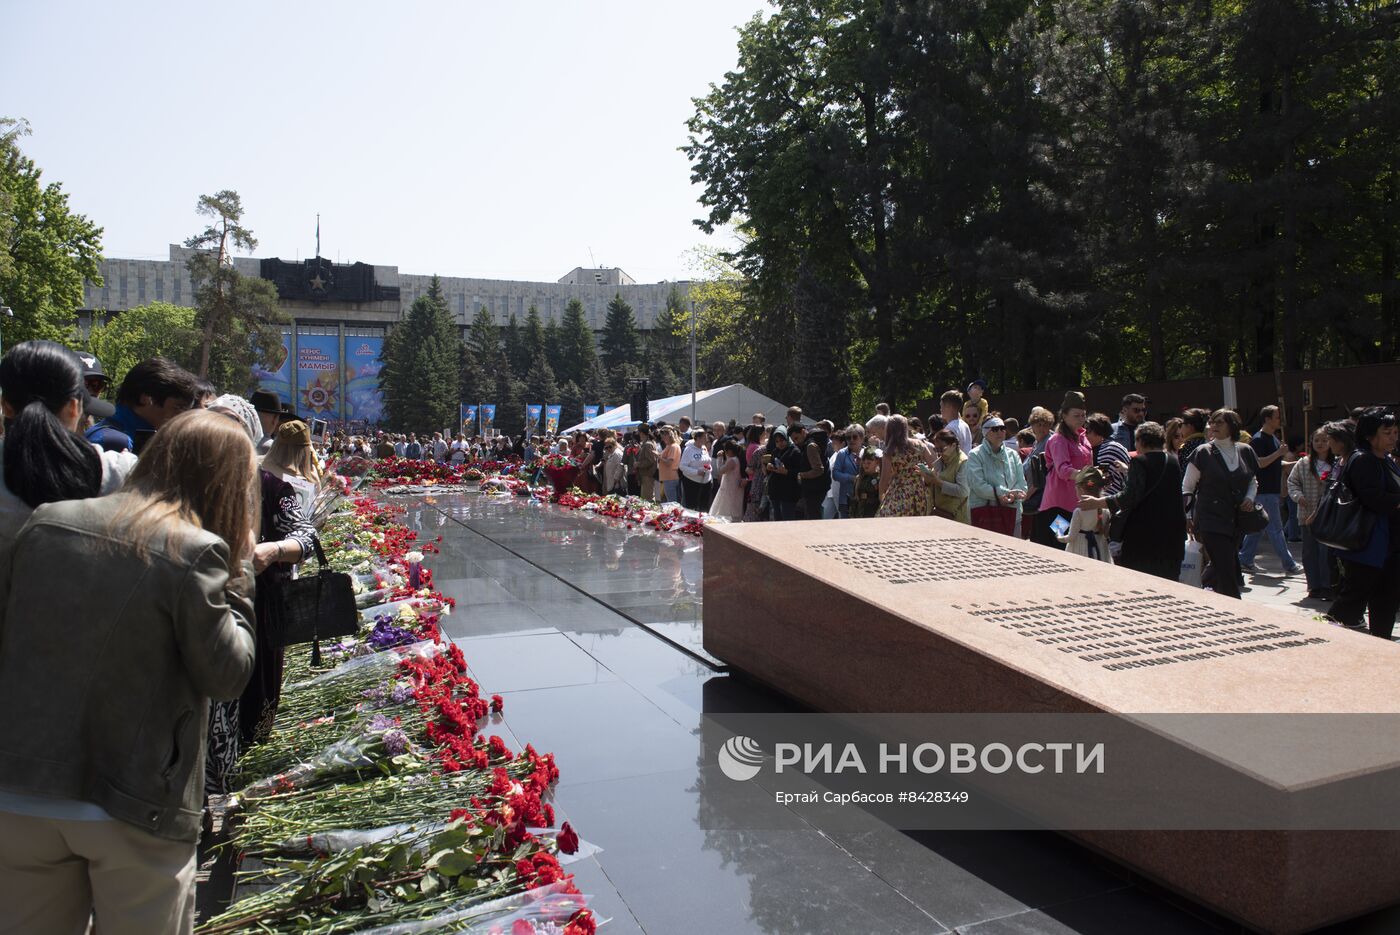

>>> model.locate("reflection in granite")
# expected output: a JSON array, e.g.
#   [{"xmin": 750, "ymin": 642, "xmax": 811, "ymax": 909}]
[{"xmin": 392, "ymin": 491, "xmax": 1398, "ymax": 934}]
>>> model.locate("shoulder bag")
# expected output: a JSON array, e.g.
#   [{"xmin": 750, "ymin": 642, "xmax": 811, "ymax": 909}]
[
  {"xmin": 1211, "ymin": 444, "xmax": 1269, "ymax": 535},
  {"xmin": 268, "ymin": 536, "xmax": 360, "ymax": 656},
  {"xmin": 1310, "ymin": 455, "xmax": 1376, "ymax": 551}
]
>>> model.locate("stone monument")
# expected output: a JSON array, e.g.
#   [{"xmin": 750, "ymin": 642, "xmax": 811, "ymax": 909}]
[{"xmin": 702, "ymin": 517, "xmax": 1400, "ymax": 934}]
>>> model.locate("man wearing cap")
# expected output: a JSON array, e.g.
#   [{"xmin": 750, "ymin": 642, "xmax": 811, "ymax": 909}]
[
  {"xmin": 77, "ymin": 353, "xmax": 109, "ymax": 402},
  {"xmin": 966, "ymin": 416, "xmax": 1028, "ymax": 537},
  {"xmin": 250, "ymin": 390, "xmax": 293, "ymax": 456},
  {"xmin": 87, "ymin": 357, "xmax": 198, "ymax": 455}
]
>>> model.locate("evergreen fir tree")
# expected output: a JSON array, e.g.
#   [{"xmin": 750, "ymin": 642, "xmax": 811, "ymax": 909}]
[
  {"xmin": 379, "ymin": 289, "xmax": 458, "ymax": 434},
  {"xmin": 493, "ymin": 370, "xmax": 525, "ymax": 436},
  {"xmin": 559, "ymin": 380, "xmax": 585, "ymax": 430},
  {"xmin": 503, "ymin": 312, "xmax": 529, "ymax": 377},
  {"xmin": 524, "ymin": 353, "xmax": 560, "ymax": 404},
  {"xmin": 556, "ymin": 298, "xmax": 599, "ymax": 389},
  {"xmin": 523, "ymin": 305, "xmax": 547, "ymax": 364},
  {"xmin": 468, "ymin": 306, "xmax": 504, "ymax": 372},
  {"xmin": 543, "ymin": 318, "xmax": 563, "ymax": 375},
  {"xmin": 601, "ymin": 293, "xmax": 642, "ymax": 373}
]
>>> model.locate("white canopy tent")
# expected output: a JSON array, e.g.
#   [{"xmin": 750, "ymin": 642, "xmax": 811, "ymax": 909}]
[{"xmin": 559, "ymin": 384, "xmax": 809, "ymax": 434}]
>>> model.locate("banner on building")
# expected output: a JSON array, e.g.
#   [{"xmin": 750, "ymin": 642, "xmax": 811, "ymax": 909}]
[
  {"xmin": 296, "ymin": 333, "xmax": 341, "ymax": 420},
  {"xmin": 461, "ymin": 404, "xmax": 478, "ymax": 435},
  {"xmin": 480, "ymin": 404, "xmax": 497, "ymax": 436},
  {"xmin": 525, "ymin": 404, "xmax": 542, "ymax": 435},
  {"xmin": 582, "ymin": 405, "xmax": 600, "ymax": 422},
  {"xmin": 343, "ymin": 334, "xmax": 385, "ymax": 425},
  {"xmin": 252, "ymin": 330, "xmax": 293, "ymax": 405},
  {"xmin": 544, "ymin": 404, "xmax": 561, "ymax": 435}
]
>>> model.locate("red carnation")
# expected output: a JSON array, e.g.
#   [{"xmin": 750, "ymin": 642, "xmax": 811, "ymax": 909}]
[
  {"xmin": 557, "ymin": 821, "xmax": 580, "ymax": 854},
  {"xmin": 511, "ymin": 920, "xmax": 535, "ymax": 935},
  {"xmin": 490, "ymin": 694, "xmax": 504, "ymax": 713},
  {"xmin": 564, "ymin": 910, "xmax": 598, "ymax": 935}
]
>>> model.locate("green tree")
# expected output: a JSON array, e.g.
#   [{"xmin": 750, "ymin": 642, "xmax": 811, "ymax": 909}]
[
  {"xmin": 522, "ymin": 304, "xmax": 547, "ymax": 364},
  {"xmin": 542, "ymin": 317, "xmax": 563, "ymax": 375},
  {"xmin": 558, "ymin": 379, "xmax": 584, "ymax": 430},
  {"xmin": 86, "ymin": 302, "xmax": 199, "ymax": 392},
  {"xmin": 380, "ymin": 285, "xmax": 458, "ymax": 433},
  {"xmin": 556, "ymin": 298, "xmax": 598, "ymax": 389},
  {"xmin": 503, "ymin": 312, "xmax": 529, "ymax": 377},
  {"xmin": 184, "ymin": 190, "xmax": 286, "ymax": 389},
  {"xmin": 468, "ymin": 306, "xmax": 505, "ymax": 373},
  {"xmin": 1, "ymin": 118, "xmax": 104, "ymax": 345},
  {"xmin": 523, "ymin": 352, "xmax": 559, "ymax": 404},
  {"xmin": 493, "ymin": 371, "xmax": 524, "ymax": 436},
  {"xmin": 600, "ymin": 293, "xmax": 641, "ymax": 373}
]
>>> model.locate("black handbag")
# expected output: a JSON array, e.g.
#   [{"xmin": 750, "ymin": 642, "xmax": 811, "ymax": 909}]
[
  {"xmin": 268, "ymin": 536, "xmax": 359, "ymax": 654},
  {"xmin": 1311, "ymin": 456, "xmax": 1375, "ymax": 551},
  {"xmin": 1237, "ymin": 503, "xmax": 1269, "ymax": 535}
]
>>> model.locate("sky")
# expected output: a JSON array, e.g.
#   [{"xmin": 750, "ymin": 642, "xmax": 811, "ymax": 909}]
[{"xmin": 2, "ymin": 0, "xmax": 766, "ymax": 283}]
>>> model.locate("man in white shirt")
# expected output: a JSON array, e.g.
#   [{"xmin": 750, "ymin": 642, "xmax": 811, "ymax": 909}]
[
  {"xmin": 942, "ymin": 390, "xmax": 973, "ymax": 453},
  {"xmin": 431, "ymin": 432, "xmax": 448, "ymax": 462}
]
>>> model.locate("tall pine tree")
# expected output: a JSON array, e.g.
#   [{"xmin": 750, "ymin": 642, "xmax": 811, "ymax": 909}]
[
  {"xmin": 503, "ymin": 312, "xmax": 529, "ymax": 376},
  {"xmin": 601, "ymin": 293, "xmax": 642, "ymax": 372},
  {"xmin": 556, "ymin": 298, "xmax": 599, "ymax": 390},
  {"xmin": 380, "ymin": 278, "xmax": 458, "ymax": 434}
]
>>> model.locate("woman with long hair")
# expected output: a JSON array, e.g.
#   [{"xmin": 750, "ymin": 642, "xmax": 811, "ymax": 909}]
[
  {"xmin": 0, "ymin": 409, "xmax": 257, "ymax": 934},
  {"xmin": 1163, "ymin": 417, "xmax": 1185, "ymax": 455},
  {"xmin": 876, "ymin": 415, "xmax": 935, "ymax": 517},
  {"xmin": 261, "ymin": 419, "xmax": 325, "ymax": 486},
  {"xmin": 1033, "ymin": 392, "xmax": 1092, "ymax": 548},
  {"xmin": 206, "ymin": 395, "xmax": 315, "ymax": 792},
  {"xmin": 0, "ymin": 341, "xmax": 136, "ymax": 563}
]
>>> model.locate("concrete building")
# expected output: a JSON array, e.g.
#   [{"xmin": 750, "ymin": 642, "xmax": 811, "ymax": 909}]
[
  {"xmin": 77, "ymin": 245, "xmax": 688, "ymax": 334},
  {"xmin": 75, "ymin": 246, "xmax": 690, "ymax": 427}
]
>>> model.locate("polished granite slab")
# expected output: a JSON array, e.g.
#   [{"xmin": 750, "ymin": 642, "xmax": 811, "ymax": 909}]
[{"xmin": 393, "ymin": 490, "xmax": 1399, "ymax": 934}]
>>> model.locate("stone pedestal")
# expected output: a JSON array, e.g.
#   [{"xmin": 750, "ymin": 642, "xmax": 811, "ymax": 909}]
[{"xmin": 702, "ymin": 517, "xmax": 1400, "ymax": 934}]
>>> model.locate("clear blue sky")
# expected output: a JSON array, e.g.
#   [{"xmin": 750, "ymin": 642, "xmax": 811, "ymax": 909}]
[{"xmin": 3, "ymin": 0, "xmax": 763, "ymax": 282}]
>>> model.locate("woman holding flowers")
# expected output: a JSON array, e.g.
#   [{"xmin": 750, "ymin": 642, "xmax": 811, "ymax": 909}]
[{"xmin": 0, "ymin": 409, "xmax": 257, "ymax": 935}]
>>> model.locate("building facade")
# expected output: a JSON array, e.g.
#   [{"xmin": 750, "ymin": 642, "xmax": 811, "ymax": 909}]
[{"xmin": 78, "ymin": 246, "xmax": 690, "ymax": 427}]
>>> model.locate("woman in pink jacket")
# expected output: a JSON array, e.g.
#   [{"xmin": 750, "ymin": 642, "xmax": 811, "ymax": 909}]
[{"xmin": 1033, "ymin": 390, "xmax": 1092, "ymax": 549}]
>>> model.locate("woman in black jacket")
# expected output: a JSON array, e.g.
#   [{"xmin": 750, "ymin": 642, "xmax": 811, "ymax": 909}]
[
  {"xmin": 1181, "ymin": 409, "xmax": 1260, "ymax": 599},
  {"xmin": 1327, "ymin": 408, "xmax": 1400, "ymax": 638},
  {"xmin": 1080, "ymin": 422, "xmax": 1185, "ymax": 580}
]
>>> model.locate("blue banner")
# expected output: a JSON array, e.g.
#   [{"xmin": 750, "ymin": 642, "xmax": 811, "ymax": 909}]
[
  {"xmin": 296, "ymin": 333, "xmax": 341, "ymax": 420},
  {"xmin": 525, "ymin": 404, "xmax": 542, "ymax": 435},
  {"xmin": 460, "ymin": 404, "xmax": 478, "ymax": 435},
  {"xmin": 582, "ymin": 405, "xmax": 600, "ymax": 422},
  {"xmin": 343, "ymin": 335, "xmax": 385, "ymax": 424},
  {"xmin": 545, "ymin": 404, "xmax": 561, "ymax": 435},
  {"xmin": 480, "ymin": 403, "xmax": 497, "ymax": 435}
]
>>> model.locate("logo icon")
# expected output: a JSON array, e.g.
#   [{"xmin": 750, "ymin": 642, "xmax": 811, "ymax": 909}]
[{"xmin": 718, "ymin": 735, "xmax": 764, "ymax": 781}]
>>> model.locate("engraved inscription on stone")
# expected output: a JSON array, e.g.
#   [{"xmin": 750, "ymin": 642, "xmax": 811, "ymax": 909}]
[
  {"xmin": 807, "ymin": 538, "xmax": 1080, "ymax": 584},
  {"xmin": 955, "ymin": 590, "xmax": 1329, "ymax": 671}
]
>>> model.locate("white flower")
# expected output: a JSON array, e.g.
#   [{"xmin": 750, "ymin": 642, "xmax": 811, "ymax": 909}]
[{"xmin": 403, "ymin": 551, "xmax": 424, "ymax": 565}]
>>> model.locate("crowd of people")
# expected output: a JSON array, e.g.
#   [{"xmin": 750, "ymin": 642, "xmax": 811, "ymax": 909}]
[
  {"xmin": 374, "ymin": 382, "xmax": 1396, "ymax": 639},
  {"xmin": 0, "ymin": 343, "xmax": 330, "ymax": 933}
]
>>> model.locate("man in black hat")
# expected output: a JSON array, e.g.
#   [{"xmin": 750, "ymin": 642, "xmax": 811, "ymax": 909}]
[
  {"xmin": 76, "ymin": 353, "xmax": 109, "ymax": 401},
  {"xmin": 250, "ymin": 389, "xmax": 293, "ymax": 456}
]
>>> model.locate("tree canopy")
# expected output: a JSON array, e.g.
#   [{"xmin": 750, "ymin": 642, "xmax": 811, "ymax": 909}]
[
  {"xmin": 1, "ymin": 118, "xmax": 104, "ymax": 346},
  {"xmin": 685, "ymin": 0, "xmax": 1400, "ymax": 415},
  {"xmin": 380, "ymin": 279, "xmax": 458, "ymax": 433},
  {"xmin": 86, "ymin": 301, "xmax": 199, "ymax": 393}
]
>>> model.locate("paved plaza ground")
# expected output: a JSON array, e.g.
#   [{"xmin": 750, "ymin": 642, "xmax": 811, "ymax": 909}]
[{"xmin": 390, "ymin": 491, "xmax": 1399, "ymax": 934}]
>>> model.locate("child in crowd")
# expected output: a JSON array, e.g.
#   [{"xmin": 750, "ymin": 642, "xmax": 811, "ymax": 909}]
[
  {"xmin": 850, "ymin": 449, "xmax": 882, "ymax": 518},
  {"xmin": 967, "ymin": 379, "xmax": 990, "ymax": 421},
  {"xmin": 1058, "ymin": 465, "xmax": 1113, "ymax": 562}
]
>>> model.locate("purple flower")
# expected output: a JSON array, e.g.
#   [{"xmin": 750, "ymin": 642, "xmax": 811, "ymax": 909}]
[
  {"xmin": 368, "ymin": 714, "xmax": 397, "ymax": 733},
  {"xmin": 368, "ymin": 618, "xmax": 416, "ymax": 651},
  {"xmin": 383, "ymin": 729, "xmax": 409, "ymax": 756},
  {"xmin": 390, "ymin": 683, "xmax": 415, "ymax": 704}
]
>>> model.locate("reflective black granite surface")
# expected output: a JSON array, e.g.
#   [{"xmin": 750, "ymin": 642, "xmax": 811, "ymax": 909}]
[{"xmin": 397, "ymin": 492, "xmax": 1392, "ymax": 935}]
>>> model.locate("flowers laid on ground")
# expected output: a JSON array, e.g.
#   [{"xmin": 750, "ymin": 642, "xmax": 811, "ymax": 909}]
[
  {"xmin": 551, "ymin": 491, "xmax": 715, "ymax": 536},
  {"xmin": 201, "ymin": 489, "xmax": 593, "ymax": 934}
]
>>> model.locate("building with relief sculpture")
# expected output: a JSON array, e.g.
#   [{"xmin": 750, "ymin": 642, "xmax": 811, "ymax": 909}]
[{"xmin": 76, "ymin": 245, "xmax": 690, "ymax": 427}]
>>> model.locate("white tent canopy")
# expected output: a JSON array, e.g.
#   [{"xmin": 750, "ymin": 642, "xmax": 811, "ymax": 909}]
[{"xmin": 560, "ymin": 384, "xmax": 809, "ymax": 434}]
